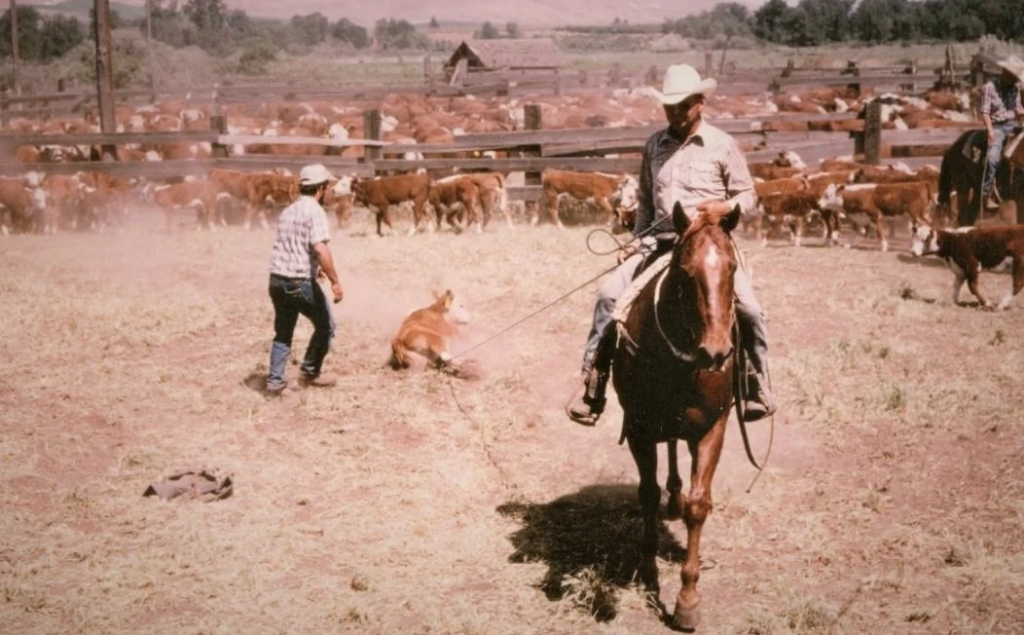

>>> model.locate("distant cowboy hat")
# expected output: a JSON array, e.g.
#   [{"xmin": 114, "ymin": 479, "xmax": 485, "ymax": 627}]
[
  {"xmin": 299, "ymin": 163, "xmax": 335, "ymax": 186},
  {"xmin": 996, "ymin": 55, "xmax": 1024, "ymax": 84},
  {"xmin": 652, "ymin": 64, "xmax": 718, "ymax": 105}
]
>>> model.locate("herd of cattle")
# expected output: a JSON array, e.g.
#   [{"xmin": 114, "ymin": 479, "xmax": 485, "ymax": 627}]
[{"xmin": 0, "ymin": 81, "xmax": 990, "ymax": 246}]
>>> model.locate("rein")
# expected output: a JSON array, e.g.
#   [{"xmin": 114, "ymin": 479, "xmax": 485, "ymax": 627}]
[{"xmin": 652, "ymin": 268, "xmax": 697, "ymax": 364}]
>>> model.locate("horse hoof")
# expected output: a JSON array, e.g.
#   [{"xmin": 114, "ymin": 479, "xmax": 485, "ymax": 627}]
[
  {"xmin": 665, "ymin": 497, "xmax": 683, "ymax": 521},
  {"xmin": 672, "ymin": 600, "xmax": 700, "ymax": 632}
]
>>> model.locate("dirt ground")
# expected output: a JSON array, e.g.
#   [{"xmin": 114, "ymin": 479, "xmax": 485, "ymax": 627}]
[{"xmin": 1, "ymin": 209, "xmax": 1023, "ymax": 635}]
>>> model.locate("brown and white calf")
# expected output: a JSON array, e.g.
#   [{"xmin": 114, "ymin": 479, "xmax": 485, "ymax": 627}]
[
  {"xmin": 428, "ymin": 175, "xmax": 480, "ymax": 233},
  {"xmin": 535, "ymin": 169, "xmax": 638, "ymax": 228},
  {"xmin": 758, "ymin": 190, "xmax": 839, "ymax": 247},
  {"xmin": 817, "ymin": 182, "xmax": 935, "ymax": 251},
  {"xmin": 145, "ymin": 180, "xmax": 219, "ymax": 231},
  {"xmin": 463, "ymin": 171, "xmax": 511, "ymax": 229},
  {"xmin": 910, "ymin": 223, "xmax": 1024, "ymax": 310},
  {"xmin": 390, "ymin": 290, "xmax": 472, "ymax": 372},
  {"xmin": 0, "ymin": 178, "xmax": 47, "ymax": 235},
  {"xmin": 350, "ymin": 173, "xmax": 431, "ymax": 237}
]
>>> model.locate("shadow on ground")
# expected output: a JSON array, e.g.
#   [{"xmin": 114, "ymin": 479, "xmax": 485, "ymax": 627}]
[{"xmin": 497, "ymin": 483, "xmax": 686, "ymax": 622}]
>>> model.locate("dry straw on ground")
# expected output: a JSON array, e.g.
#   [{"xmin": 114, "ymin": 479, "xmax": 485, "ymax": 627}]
[{"xmin": 1, "ymin": 208, "xmax": 1023, "ymax": 635}]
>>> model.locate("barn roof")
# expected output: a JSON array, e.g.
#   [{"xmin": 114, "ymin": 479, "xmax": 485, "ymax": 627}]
[{"xmin": 447, "ymin": 38, "xmax": 567, "ymax": 71}]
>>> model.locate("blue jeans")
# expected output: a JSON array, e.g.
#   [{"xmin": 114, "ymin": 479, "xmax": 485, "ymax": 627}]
[
  {"xmin": 982, "ymin": 122, "xmax": 1015, "ymax": 198},
  {"xmin": 268, "ymin": 274, "xmax": 335, "ymax": 389},
  {"xmin": 581, "ymin": 248, "xmax": 768, "ymax": 374}
]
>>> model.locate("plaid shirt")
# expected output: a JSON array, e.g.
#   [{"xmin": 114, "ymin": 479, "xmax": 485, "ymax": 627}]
[
  {"xmin": 635, "ymin": 121, "xmax": 756, "ymax": 237},
  {"xmin": 980, "ymin": 78, "xmax": 1023, "ymax": 125},
  {"xmin": 268, "ymin": 195, "xmax": 331, "ymax": 279}
]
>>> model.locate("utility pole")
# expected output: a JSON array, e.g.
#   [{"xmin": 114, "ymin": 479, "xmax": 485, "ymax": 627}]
[
  {"xmin": 93, "ymin": 0, "xmax": 117, "ymax": 160},
  {"xmin": 10, "ymin": 0, "xmax": 21, "ymax": 96}
]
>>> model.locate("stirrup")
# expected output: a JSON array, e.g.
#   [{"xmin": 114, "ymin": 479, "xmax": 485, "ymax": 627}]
[
  {"xmin": 566, "ymin": 368, "xmax": 607, "ymax": 426},
  {"xmin": 742, "ymin": 373, "xmax": 776, "ymax": 422}
]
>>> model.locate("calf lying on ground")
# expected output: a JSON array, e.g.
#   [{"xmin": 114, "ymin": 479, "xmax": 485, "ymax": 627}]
[
  {"xmin": 390, "ymin": 290, "xmax": 474, "ymax": 375},
  {"xmin": 910, "ymin": 223, "xmax": 1024, "ymax": 310}
]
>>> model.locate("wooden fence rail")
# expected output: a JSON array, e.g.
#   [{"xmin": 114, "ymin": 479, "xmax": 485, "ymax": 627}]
[{"xmin": 0, "ymin": 107, "xmax": 977, "ymax": 185}]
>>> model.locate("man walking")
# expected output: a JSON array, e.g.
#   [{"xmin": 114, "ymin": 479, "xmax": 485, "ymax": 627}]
[{"xmin": 266, "ymin": 164, "xmax": 344, "ymax": 394}]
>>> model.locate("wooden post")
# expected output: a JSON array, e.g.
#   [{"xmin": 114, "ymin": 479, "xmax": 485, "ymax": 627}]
[
  {"xmin": 93, "ymin": 0, "xmax": 117, "ymax": 161},
  {"xmin": 10, "ymin": 0, "xmax": 21, "ymax": 97},
  {"xmin": 863, "ymin": 100, "xmax": 882, "ymax": 166},
  {"xmin": 610, "ymin": 63, "xmax": 622, "ymax": 88},
  {"xmin": 523, "ymin": 103, "xmax": 542, "ymax": 189},
  {"xmin": 363, "ymin": 109, "xmax": 382, "ymax": 166},
  {"xmin": 971, "ymin": 54, "xmax": 985, "ymax": 88},
  {"xmin": 146, "ymin": 0, "xmax": 152, "ymax": 40},
  {"xmin": 210, "ymin": 115, "xmax": 228, "ymax": 158},
  {"xmin": 554, "ymin": 70, "xmax": 563, "ymax": 97},
  {"xmin": 704, "ymin": 50, "xmax": 713, "ymax": 79},
  {"xmin": 781, "ymin": 58, "xmax": 794, "ymax": 78}
]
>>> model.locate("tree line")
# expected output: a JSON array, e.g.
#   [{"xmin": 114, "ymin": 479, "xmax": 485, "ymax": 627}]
[{"xmin": 664, "ymin": 0, "xmax": 1024, "ymax": 47}]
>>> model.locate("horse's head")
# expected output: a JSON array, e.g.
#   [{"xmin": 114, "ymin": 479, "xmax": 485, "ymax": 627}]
[{"xmin": 670, "ymin": 201, "xmax": 740, "ymax": 371}]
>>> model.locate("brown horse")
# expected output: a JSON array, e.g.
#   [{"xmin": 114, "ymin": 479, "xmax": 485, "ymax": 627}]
[
  {"xmin": 611, "ymin": 201, "xmax": 740, "ymax": 631},
  {"xmin": 938, "ymin": 128, "xmax": 1024, "ymax": 227}
]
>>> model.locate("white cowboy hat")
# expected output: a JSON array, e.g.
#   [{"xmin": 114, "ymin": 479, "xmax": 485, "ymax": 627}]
[
  {"xmin": 651, "ymin": 64, "xmax": 718, "ymax": 105},
  {"xmin": 299, "ymin": 163, "xmax": 335, "ymax": 186},
  {"xmin": 996, "ymin": 55, "xmax": 1024, "ymax": 84}
]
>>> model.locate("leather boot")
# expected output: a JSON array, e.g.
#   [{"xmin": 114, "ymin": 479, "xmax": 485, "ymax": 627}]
[
  {"xmin": 984, "ymin": 191, "xmax": 1001, "ymax": 210},
  {"xmin": 742, "ymin": 371, "xmax": 776, "ymax": 422},
  {"xmin": 568, "ymin": 365, "xmax": 609, "ymax": 426}
]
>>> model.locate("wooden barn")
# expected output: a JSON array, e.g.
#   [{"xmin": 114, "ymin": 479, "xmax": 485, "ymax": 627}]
[{"xmin": 445, "ymin": 39, "xmax": 567, "ymax": 78}]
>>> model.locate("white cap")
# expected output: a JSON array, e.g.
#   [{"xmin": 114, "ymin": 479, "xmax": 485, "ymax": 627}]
[{"xmin": 299, "ymin": 163, "xmax": 335, "ymax": 186}]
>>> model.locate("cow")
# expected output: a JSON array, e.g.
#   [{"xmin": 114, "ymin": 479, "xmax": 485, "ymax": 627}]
[
  {"xmin": 145, "ymin": 181, "xmax": 219, "ymax": 231},
  {"xmin": 350, "ymin": 174, "xmax": 431, "ymax": 237},
  {"xmin": 817, "ymin": 182, "xmax": 936, "ymax": 251},
  {"xmin": 0, "ymin": 178, "xmax": 47, "ymax": 235},
  {"xmin": 535, "ymin": 169, "xmax": 638, "ymax": 228},
  {"xmin": 463, "ymin": 172, "xmax": 511, "ymax": 229},
  {"xmin": 428, "ymin": 175, "xmax": 480, "ymax": 233},
  {"xmin": 245, "ymin": 173, "xmax": 299, "ymax": 230},
  {"xmin": 910, "ymin": 223, "xmax": 1024, "ymax": 310},
  {"xmin": 389, "ymin": 290, "xmax": 473, "ymax": 374},
  {"xmin": 758, "ymin": 190, "xmax": 839, "ymax": 247}
]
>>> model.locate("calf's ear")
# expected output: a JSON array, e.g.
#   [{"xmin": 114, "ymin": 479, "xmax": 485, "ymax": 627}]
[
  {"xmin": 721, "ymin": 203, "xmax": 741, "ymax": 233},
  {"xmin": 443, "ymin": 290, "xmax": 454, "ymax": 308},
  {"xmin": 672, "ymin": 201, "xmax": 690, "ymax": 233}
]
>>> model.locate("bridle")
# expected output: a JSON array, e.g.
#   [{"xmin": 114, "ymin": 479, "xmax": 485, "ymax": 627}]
[{"xmin": 651, "ymin": 228, "xmax": 735, "ymax": 366}]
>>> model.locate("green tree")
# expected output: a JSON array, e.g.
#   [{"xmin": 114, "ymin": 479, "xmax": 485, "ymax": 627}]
[
  {"xmin": 506, "ymin": 21, "xmax": 520, "ymax": 38},
  {"xmin": 40, "ymin": 15, "xmax": 85, "ymax": 60},
  {"xmin": 795, "ymin": 0, "xmax": 853, "ymax": 45},
  {"xmin": 183, "ymin": 0, "xmax": 226, "ymax": 32},
  {"xmin": 478, "ymin": 21, "xmax": 499, "ymax": 39},
  {"xmin": 0, "ymin": 6, "xmax": 43, "ymax": 61},
  {"xmin": 291, "ymin": 12, "xmax": 329, "ymax": 43},
  {"xmin": 332, "ymin": 18, "xmax": 369, "ymax": 48},
  {"xmin": 430, "ymin": 16, "xmax": 439, "ymax": 28}
]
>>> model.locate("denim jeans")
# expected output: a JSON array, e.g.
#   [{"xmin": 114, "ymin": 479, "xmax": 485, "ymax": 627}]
[
  {"xmin": 267, "ymin": 274, "xmax": 335, "ymax": 389},
  {"xmin": 982, "ymin": 122, "xmax": 1016, "ymax": 198},
  {"xmin": 581, "ymin": 246, "xmax": 768, "ymax": 375}
]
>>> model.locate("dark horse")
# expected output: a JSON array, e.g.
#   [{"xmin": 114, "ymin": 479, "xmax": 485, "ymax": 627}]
[
  {"xmin": 612, "ymin": 201, "xmax": 739, "ymax": 631},
  {"xmin": 939, "ymin": 128, "xmax": 1024, "ymax": 227}
]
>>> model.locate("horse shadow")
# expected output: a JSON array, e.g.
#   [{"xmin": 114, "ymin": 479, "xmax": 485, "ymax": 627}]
[{"xmin": 497, "ymin": 483, "xmax": 686, "ymax": 622}]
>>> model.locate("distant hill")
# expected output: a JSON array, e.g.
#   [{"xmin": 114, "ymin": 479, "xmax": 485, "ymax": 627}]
[
  {"xmin": 15, "ymin": 0, "xmax": 766, "ymax": 28},
  {"xmin": 24, "ymin": 0, "xmax": 145, "ymax": 21}
]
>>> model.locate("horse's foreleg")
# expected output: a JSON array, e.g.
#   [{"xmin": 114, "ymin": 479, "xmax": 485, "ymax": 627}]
[
  {"xmin": 628, "ymin": 435, "xmax": 661, "ymax": 594},
  {"xmin": 665, "ymin": 440, "xmax": 684, "ymax": 521},
  {"xmin": 673, "ymin": 422, "xmax": 726, "ymax": 632}
]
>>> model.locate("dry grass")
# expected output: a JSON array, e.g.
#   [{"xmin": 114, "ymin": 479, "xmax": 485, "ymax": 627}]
[{"xmin": 1, "ymin": 209, "xmax": 1023, "ymax": 635}]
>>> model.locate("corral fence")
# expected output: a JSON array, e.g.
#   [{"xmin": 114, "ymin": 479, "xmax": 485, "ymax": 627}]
[
  {"xmin": 0, "ymin": 54, "xmax": 998, "ymax": 199},
  {"xmin": 0, "ymin": 102, "xmax": 973, "ymax": 204}
]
